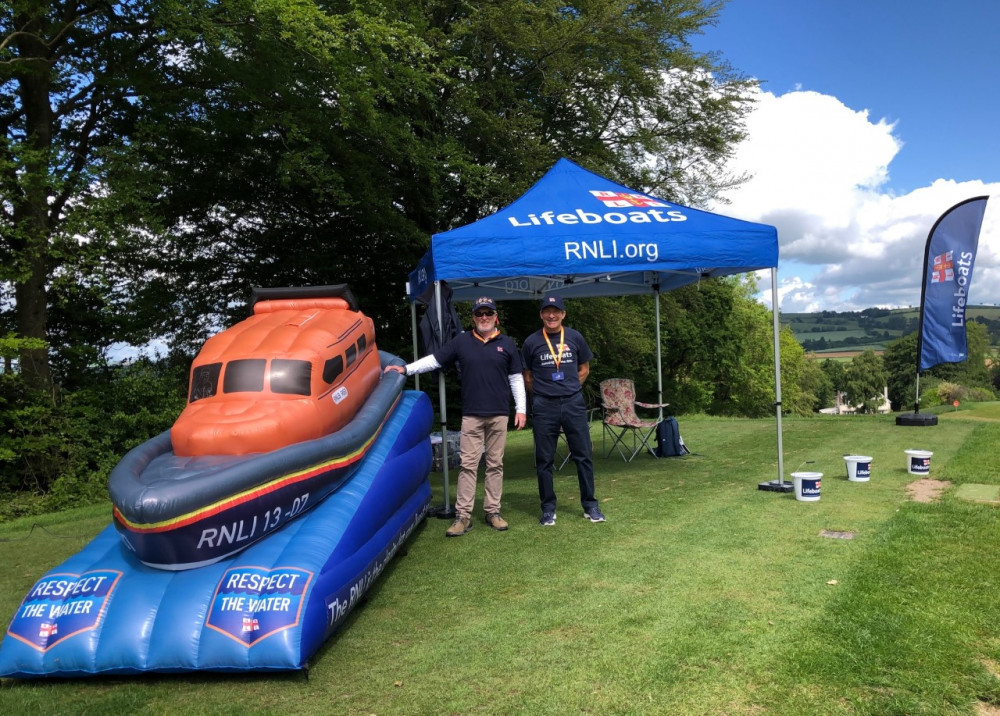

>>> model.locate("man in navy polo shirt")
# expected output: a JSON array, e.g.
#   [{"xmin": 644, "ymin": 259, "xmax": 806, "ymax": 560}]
[
  {"xmin": 385, "ymin": 297, "xmax": 526, "ymax": 536},
  {"xmin": 521, "ymin": 294, "xmax": 604, "ymax": 526}
]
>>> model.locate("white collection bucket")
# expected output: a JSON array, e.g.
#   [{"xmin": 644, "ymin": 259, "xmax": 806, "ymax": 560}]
[
  {"xmin": 905, "ymin": 449, "xmax": 933, "ymax": 475},
  {"xmin": 792, "ymin": 471, "xmax": 822, "ymax": 502},
  {"xmin": 843, "ymin": 455, "xmax": 872, "ymax": 482}
]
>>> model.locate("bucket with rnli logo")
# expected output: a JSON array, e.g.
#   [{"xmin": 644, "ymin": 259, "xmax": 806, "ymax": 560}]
[
  {"xmin": 792, "ymin": 472, "xmax": 822, "ymax": 502},
  {"xmin": 843, "ymin": 455, "xmax": 872, "ymax": 482},
  {"xmin": 905, "ymin": 449, "xmax": 933, "ymax": 475}
]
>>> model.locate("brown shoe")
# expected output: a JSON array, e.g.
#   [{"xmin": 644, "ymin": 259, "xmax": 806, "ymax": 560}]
[
  {"xmin": 485, "ymin": 512, "xmax": 509, "ymax": 531},
  {"xmin": 446, "ymin": 516, "xmax": 472, "ymax": 537}
]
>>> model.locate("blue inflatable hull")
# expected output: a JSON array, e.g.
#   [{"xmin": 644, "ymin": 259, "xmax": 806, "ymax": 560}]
[
  {"xmin": 0, "ymin": 390, "xmax": 432, "ymax": 678},
  {"xmin": 110, "ymin": 352, "xmax": 408, "ymax": 570}
]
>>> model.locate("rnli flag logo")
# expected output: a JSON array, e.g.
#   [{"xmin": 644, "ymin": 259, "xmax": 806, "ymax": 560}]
[
  {"xmin": 590, "ymin": 190, "xmax": 668, "ymax": 209},
  {"xmin": 931, "ymin": 251, "xmax": 954, "ymax": 283}
]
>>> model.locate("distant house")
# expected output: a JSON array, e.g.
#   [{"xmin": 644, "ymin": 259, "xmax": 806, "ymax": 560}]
[{"xmin": 820, "ymin": 387, "xmax": 891, "ymax": 415}]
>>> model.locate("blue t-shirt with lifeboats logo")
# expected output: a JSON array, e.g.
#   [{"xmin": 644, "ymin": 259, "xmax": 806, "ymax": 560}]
[
  {"xmin": 433, "ymin": 331, "xmax": 523, "ymax": 416},
  {"xmin": 521, "ymin": 327, "xmax": 593, "ymax": 398}
]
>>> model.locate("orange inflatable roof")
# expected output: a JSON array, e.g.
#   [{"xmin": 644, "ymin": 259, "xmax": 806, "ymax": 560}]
[{"xmin": 171, "ymin": 296, "xmax": 380, "ymax": 456}]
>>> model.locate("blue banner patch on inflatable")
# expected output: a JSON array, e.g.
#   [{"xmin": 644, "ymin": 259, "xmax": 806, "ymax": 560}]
[
  {"xmin": 207, "ymin": 567, "xmax": 312, "ymax": 645},
  {"xmin": 6, "ymin": 570, "xmax": 122, "ymax": 651}
]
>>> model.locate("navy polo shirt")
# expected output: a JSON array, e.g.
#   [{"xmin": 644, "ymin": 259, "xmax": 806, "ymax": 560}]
[
  {"xmin": 434, "ymin": 331, "xmax": 523, "ymax": 416},
  {"xmin": 521, "ymin": 327, "xmax": 593, "ymax": 398}
]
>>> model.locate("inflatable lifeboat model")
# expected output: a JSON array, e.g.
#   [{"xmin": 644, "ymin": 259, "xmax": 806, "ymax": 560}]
[{"xmin": 109, "ymin": 285, "xmax": 404, "ymax": 570}]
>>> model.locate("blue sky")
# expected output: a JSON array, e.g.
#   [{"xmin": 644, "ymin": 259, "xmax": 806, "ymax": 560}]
[{"xmin": 691, "ymin": 0, "xmax": 1000, "ymax": 311}]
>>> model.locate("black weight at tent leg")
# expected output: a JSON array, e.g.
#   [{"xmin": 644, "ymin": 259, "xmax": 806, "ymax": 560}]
[
  {"xmin": 432, "ymin": 505, "xmax": 456, "ymax": 519},
  {"xmin": 895, "ymin": 412, "xmax": 938, "ymax": 426},
  {"xmin": 758, "ymin": 479, "xmax": 794, "ymax": 493}
]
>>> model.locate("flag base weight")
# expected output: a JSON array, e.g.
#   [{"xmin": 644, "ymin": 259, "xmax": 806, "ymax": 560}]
[
  {"xmin": 758, "ymin": 479, "xmax": 794, "ymax": 493},
  {"xmin": 432, "ymin": 505, "xmax": 456, "ymax": 519},
  {"xmin": 895, "ymin": 412, "xmax": 938, "ymax": 427}
]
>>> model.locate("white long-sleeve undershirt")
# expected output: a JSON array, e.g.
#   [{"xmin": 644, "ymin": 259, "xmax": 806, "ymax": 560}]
[
  {"xmin": 508, "ymin": 373, "xmax": 526, "ymax": 414},
  {"xmin": 403, "ymin": 354, "xmax": 442, "ymax": 375}
]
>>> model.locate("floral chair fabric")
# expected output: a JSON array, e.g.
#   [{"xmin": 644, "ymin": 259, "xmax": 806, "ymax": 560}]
[{"xmin": 600, "ymin": 378, "xmax": 669, "ymax": 462}]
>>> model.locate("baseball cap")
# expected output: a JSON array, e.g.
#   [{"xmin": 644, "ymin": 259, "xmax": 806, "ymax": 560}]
[
  {"xmin": 540, "ymin": 294, "xmax": 565, "ymax": 311},
  {"xmin": 472, "ymin": 297, "xmax": 497, "ymax": 312}
]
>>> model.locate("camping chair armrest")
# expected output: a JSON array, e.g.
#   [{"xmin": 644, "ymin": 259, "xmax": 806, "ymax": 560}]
[{"xmin": 635, "ymin": 400, "xmax": 669, "ymax": 410}]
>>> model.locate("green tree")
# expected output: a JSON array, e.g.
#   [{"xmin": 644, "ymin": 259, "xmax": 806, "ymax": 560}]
[
  {"xmin": 883, "ymin": 333, "xmax": 918, "ymax": 410},
  {"xmin": 820, "ymin": 358, "xmax": 847, "ymax": 398},
  {"xmin": 101, "ymin": 0, "xmax": 756, "ymax": 360},
  {"xmin": 949, "ymin": 320, "xmax": 990, "ymax": 389},
  {"xmin": 564, "ymin": 295, "xmax": 659, "ymax": 408},
  {"xmin": 800, "ymin": 358, "xmax": 834, "ymax": 413},
  {"xmin": 553, "ymin": 276, "xmax": 786, "ymax": 419},
  {"xmin": 87, "ymin": 0, "xmax": 448, "ymax": 360},
  {"xmin": 844, "ymin": 349, "xmax": 888, "ymax": 414},
  {"xmin": 4, "ymin": 1, "xmax": 755, "ymax": 376},
  {"xmin": 654, "ymin": 276, "xmax": 751, "ymax": 415},
  {"xmin": 1, "ymin": 1, "xmax": 233, "ymax": 390},
  {"xmin": 775, "ymin": 327, "xmax": 820, "ymax": 417},
  {"xmin": 716, "ymin": 292, "xmax": 780, "ymax": 418},
  {"xmin": 885, "ymin": 322, "xmax": 993, "ymax": 411}
]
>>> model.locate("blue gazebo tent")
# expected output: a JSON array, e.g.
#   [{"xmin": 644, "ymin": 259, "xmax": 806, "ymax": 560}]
[{"xmin": 406, "ymin": 158, "xmax": 785, "ymax": 504}]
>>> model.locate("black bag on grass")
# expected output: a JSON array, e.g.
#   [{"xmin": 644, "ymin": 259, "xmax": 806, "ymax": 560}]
[{"xmin": 654, "ymin": 417, "xmax": 690, "ymax": 458}]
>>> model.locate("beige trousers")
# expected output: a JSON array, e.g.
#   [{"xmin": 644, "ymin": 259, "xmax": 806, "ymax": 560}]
[{"xmin": 455, "ymin": 414, "xmax": 510, "ymax": 518}]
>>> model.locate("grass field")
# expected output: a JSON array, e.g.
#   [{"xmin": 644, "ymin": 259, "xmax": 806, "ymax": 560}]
[{"xmin": 3, "ymin": 406, "xmax": 1000, "ymax": 714}]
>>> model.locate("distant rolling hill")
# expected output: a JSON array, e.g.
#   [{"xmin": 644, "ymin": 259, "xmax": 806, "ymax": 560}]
[{"xmin": 783, "ymin": 305, "xmax": 1000, "ymax": 355}]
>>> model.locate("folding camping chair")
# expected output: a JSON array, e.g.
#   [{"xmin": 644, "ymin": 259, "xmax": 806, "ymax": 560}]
[{"xmin": 600, "ymin": 378, "xmax": 669, "ymax": 462}]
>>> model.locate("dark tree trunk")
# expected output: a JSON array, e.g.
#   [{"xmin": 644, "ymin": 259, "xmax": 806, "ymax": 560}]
[{"xmin": 12, "ymin": 10, "xmax": 54, "ymax": 394}]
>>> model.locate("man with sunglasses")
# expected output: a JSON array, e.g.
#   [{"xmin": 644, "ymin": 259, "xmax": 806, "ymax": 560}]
[
  {"xmin": 385, "ymin": 297, "xmax": 526, "ymax": 536},
  {"xmin": 521, "ymin": 294, "xmax": 604, "ymax": 526}
]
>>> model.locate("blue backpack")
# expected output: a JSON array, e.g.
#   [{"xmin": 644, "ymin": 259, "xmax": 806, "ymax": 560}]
[{"xmin": 654, "ymin": 417, "xmax": 690, "ymax": 458}]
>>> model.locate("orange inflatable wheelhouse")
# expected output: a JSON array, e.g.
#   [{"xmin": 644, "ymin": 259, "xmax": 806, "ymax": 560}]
[{"xmin": 171, "ymin": 286, "xmax": 380, "ymax": 456}]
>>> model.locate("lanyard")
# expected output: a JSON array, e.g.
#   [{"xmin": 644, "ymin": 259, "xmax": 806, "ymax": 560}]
[{"xmin": 542, "ymin": 328, "xmax": 565, "ymax": 371}]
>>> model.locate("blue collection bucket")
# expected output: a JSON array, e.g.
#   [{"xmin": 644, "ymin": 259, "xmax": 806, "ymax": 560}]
[
  {"xmin": 844, "ymin": 455, "xmax": 872, "ymax": 482},
  {"xmin": 905, "ymin": 449, "xmax": 933, "ymax": 475},
  {"xmin": 792, "ymin": 471, "xmax": 822, "ymax": 502}
]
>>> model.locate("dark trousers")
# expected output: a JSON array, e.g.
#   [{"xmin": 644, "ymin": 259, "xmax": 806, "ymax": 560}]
[{"xmin": 531, "ymin": 393, "xmax": 597, "ymax": 514}]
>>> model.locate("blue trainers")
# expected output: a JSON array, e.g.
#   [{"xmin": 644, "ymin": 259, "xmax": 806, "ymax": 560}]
[
  {"xmin": 539, "ymin": 512, "xmax": 556, "ymax": 526},
  {"xmin": 583, "ymin": 506, "xmax": 606, "ymax": 523}
]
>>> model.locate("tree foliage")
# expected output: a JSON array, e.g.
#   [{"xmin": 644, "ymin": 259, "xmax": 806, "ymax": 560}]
[
  {"xmin": 563, "ymin": 276, "xmax": 786, "ymax": 419},
  {"xmin": 844, "ymin": 349, "xmax": 887, "ymax": 414},
  {"xmin": 1, "ymin": 1, "xmax": 231, "ymax": 389},
  {"xmin": 778, "ymin": 328, "xmax": 829, "ymax": 416},
  {"xmin": 3, "ymin": 0, "xmax": 755, "ymax": 381},
  {"xmin": 798, "ymin": 355, "xmax": 833, "ymax": 413},
  {"xmin": 884, "ymin": 322, "xmax": 993, "ymax": 410},
  {"xmin": 0, "ymin": 359, "xmax": 187, "ymax": 519}
]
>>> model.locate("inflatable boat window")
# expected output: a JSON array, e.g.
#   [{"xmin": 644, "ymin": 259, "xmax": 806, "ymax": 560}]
[
  {"xmin": 190, "ymin": 363, "xmax": 222, "ymax": 402},
  {"xmin": 270, "ymin": 359, "xmax": 312, "ymax": 395},
  {"xmin": 358, "ymin": 334, "xmax": 367, "ymax": 351},
  {"xmin": 223, "ymin": 359, "xmax": 266, "ymax": 393},
  {"xmin": 346, "ymin": 344, "xmax": 357, "ymax": 367},
  {"xmin": 323, "ymin": 356, "xmax": 344, "ymax": 383}
]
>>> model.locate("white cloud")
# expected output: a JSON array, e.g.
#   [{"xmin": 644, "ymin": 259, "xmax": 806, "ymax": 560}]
[{"xmin": 712, "ymin": 88, "xmax": 1000, "ymax": 311}]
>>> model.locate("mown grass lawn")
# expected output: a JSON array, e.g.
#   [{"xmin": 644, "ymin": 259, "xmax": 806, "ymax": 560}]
[{"xmin": 3, "ymin": 405, "xmax": 1000, "ymax": 714}]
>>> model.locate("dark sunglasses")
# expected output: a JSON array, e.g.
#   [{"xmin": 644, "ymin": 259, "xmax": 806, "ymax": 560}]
[{"xmin": 473, "ymin": 310, "xmax": 496, "ymax": 318}]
